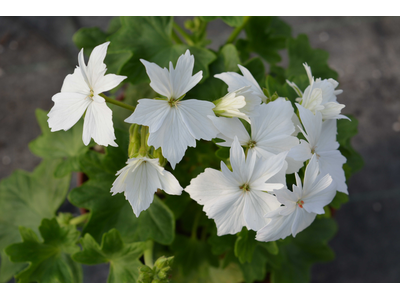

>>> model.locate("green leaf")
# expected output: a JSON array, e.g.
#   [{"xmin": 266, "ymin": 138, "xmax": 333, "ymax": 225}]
[
  {"xmin": 108, "ymin": 17, "xmax": 216, "ymax": 84},
  {"xmin": 239, "ymin": 245, "xmax": 269, "ymax": 282},
  {"xmin": 237, "ymin": 17, "xmax": 291, "ymax": 64},
  {"xmin": 286, "ymin": 34, "xmax": 338, "ymax": 80},
  {"xmin": 242, "ymin": 57, "xmax": 265, "ymax": 86},
  {"xmin": 330, "ymin": 192, "xmax": 349, "ymax": 210},
  {"xmin": 73, "ymin": 229, "xmax": 145, "ymax": 283},
  {"xmin": 68, "ymin": 130, "xmax": 175, "ymax": 245},
  {"xmin": 73, "ymin": 27, "xmax": 107, "ymax": 55},
  {"xmin": 0, "ymin": 159, "xmax": 71, "ymax": 282},
  {"xmin": 138, "ymin": 256, "xmax": 174, "ymax": 283},
  {"xmin": 29, "ymin": 109, "xmax": 90, "ymax": 178},
  {"xmin": 234, "ymin": 228, "xmax": 257, "ymax": 264},
  {"xmin": 220, "ymin": 44, "xmax": 241, "ymax": 72},
  {"xmin": 171, "ymin": 234, "xmax": 218, "ymax": 277},
  {"xmin": 270, "ymin": 218, "xmax": 337, "ymax": 283},
  {"xmin": 262, "ymin": 241, "xmax": 279, "ymax": 255},
  {"xmin": 5, "ymin": 218, "xmax": 82, "ymax": 283}
]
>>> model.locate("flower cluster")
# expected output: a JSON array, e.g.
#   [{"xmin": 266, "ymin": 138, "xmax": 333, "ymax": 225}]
[{"xmin": 48, "ymin": 42, "xmax": 348, "ymax": 242}]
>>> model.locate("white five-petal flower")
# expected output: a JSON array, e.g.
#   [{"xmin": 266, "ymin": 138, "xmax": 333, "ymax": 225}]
[
  {"xmin": 124, "ymin": 50, "xmax": 218, "ymax": 169},
  {"xmin": 111, "ymin": 156, "xmax": 183, "ymax": 217},
  {"xmin": 289, "ymin": 104, "xmax": 348, "ymax": 194},
  {"xmin": 256, "ymin": 154, "xmax": 336, "ymax": 242},
  {"xmin": 48, "ymin": 42, "xmax": 127, "ymax": 147},
  {"xmin": 185, "ymin": 136, "xmax": 287, "ymax": 235},
  {"xmin": 215, "ymin": 64, "xmax": 264, "ymax": 116},
  {"xmin": 209, "ymin": 99, "xmax": 302, "ymax": 174},
  {"xmin": 287, "ymin": 63, "xmax": 348, "ymax": 120}
]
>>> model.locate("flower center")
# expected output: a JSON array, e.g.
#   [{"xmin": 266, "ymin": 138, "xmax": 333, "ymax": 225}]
[
  {"xmin": 239, "ymin": 183, "xmax": 250, "ymax": 192},
  {"xmin": 168, "ymin": 98, "xmax": 179, "ymax": 107},
  {"xmin": 89, "ymin": 89, "xmax": 94, "ymax": 100},
  {"xmin": 247, "ymin": 140, "xmax": 257, "ymax": 149},
  {"xmin": 296, "ymin": 199, "xmax": 305, "ymax": 208},
  {"xmin": 311, "ymin": 147, "xmax": 320, "ymax": 158}
]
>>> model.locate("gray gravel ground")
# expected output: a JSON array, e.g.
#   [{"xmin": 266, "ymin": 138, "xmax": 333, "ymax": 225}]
[{"xmin": 0, "ymin": 16, "xmax": 399, "ymax": 282}]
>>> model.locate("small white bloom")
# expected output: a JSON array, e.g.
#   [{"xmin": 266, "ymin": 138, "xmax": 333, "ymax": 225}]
[
  {"xmin": 48, "ymin": 42, "xmax": 127, "ymax": 147},
  {"xmin": 213, "ymin": 86, "xmax": 251, "ymax": 123},
  {"xmin": 287, "ymin": 63, "xmax": 348, "ymax": 120},
  {"xmin": 215, "ymin": 64, "xmax": 264, "ymax": 115},
  {"xmin": 289, "ymin": 104, "xmax": 348, "ymax": 194},
  {"xmin": 209, "ymin": 98, "xmax": 302, "ymax": 174},
  {"xmin": 111, "ymin": 156, "xmax": 183, "ymax": 217},
  {"xmin": 185, "ymin": 136, "xmax": 287, "ymax": 235},
  {"xmin": 256, "ymin": 154, "xmax": 336, "ymax": 242},
  {"xmin": 124, "ymin": 50, "xmax": 218, "ymax": 169}
]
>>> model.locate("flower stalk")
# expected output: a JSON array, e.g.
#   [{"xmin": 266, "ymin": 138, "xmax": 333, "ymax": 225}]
[{"xmin": 100, "ymin": 93, "xmax": 136, "ymax": 112}]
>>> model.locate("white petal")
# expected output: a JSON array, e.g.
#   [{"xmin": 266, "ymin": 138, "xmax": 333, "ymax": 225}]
[
  {"xmin": 303, "ymin": 154, "xmax": 320, "ymax": 192},
  {"xmin": 288, "ymin": 140, "xmax": 312, "ymax": 162},
  {"xmin": 318, "ymin": 150, "xmax": 348, "ymax": 194},
  {"xmin": 60, "ymin": 67, "xmax": 90, "ymax": 94},
  {"xmin": 291, "ymin": 207, "xmax": 316, "ymax": 237},
  {"xmin": 83, "ymin": 97, "xmax": 117, "ymax": 147},
  {"xmin": 160, "ymin": 170, "xmax": 183, "ymax": 195},
  {"xmin": 94, "ymin": 73, "xmax": 127, "ymax": 95},
  {"xmin": 141, "ymin": 59, "xmax": 173, "ymax": 99},
  {"xmin": 296, "ymin": 103, "xmax": 322, "ymax": 148},
  {"xmin": 208, "ymin": 116, "xmax": 250, "ymax": 147},
  {"xmin": 177, "ymin": 100, "xmax": 218, "ymax": 141},
  {"xmin": 169, "ymin": 49, "xmax": 202, "ymax": 99},
  {"xmin": 243, "ymin": 190, "xmax": 281, "ymax": 231},
  {"xmin": 147, "ymin": 106, "xmax": 196, "ymax": 169},
  {"xmin": 250, "ymin": 152, "xmax": 287, "ymax": 190},
  {"xmin": 229, "ymin": 137, "xmax": 247, "ymax": 182},
  {"xmin": 48, "ymin": 92, "xmax": 91, "ymax": 132},
  {"xmin": 302, "ymin": 174, "xmax": 336, "ymax": 214},
  {"xmin": 86, "ymin": 42, "xmax": 109, "ymax": 89},
  {"xmin": 78, "ymin": 49, "xmax": 91, "ymax": 88},
  {"xmin": 317, "ymin": 119, "xmax": 339, "ymax": 152},
  {"xmin": 256, "ymin": 208, "xmax": 294, "ymax": 242},
  {"xmin": 124, "ymin": 99, "xmax": 170, "ymax": 133}
]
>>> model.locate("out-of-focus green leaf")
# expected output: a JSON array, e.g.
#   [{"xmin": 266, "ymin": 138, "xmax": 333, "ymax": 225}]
[
  {"xmin": 199, "ymin": 16, "xmax": 245, "ymax": 27},
  {"xmin": 73, "ymin": 229, "xmax": 145, "ymax": 283},
  {"xmin": 0, "ymin": 159, "xmax": 70, "ymax": 282},
  {"xmin": 234, "ymin": 227, "xmax": 257, "ymax": 264},
  {"xmin": 5, "ymin": 218, "xmax": 82, "ymax": 283}
]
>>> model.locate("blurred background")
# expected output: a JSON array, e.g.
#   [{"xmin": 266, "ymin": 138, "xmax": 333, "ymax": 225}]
[{"xmin": 0, "ymin": 16, "xmax": 399, "ymax": 282}]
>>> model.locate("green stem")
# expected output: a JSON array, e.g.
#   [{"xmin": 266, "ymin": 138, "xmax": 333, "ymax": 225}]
[
  {"xmin": 69, "ymin": 213, "xmax": 89, "ymax": 226},
  {"xmin": 191, "ymin": 211, "xmax": 202, "ymax": 240},
  {"xmin": 226, "ymin": 16, "xmax": 251, "ymax": 44},
  {"xmin": 100, "ymin": 93, "xmax": 135, "ymax": 112},
  {"xmin": 173, "ymin": 22, "xmax": 194, "ymax": 46},
  {"xmin": 144, "ymin": 240, "xmax": 154, "ymax": 268}
]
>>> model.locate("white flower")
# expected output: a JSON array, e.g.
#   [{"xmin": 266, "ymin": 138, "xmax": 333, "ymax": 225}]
[
  {"xmin": 289, "ymin": 104, "xmax": 348, "ymax": 194},
  {"xmin": 287, "ymin": 63, "xmax": 348, "ymax": 120},
  {"xmin": 111, "ymin": 156, "xmax": 183, "ymax": 217},
  {"xmin": 48, "ymin": 42, "xmax": 127, "ymax": 147},
  {"xmin": 215, "ymin": 64, "xmax": 264, "ymax": 116},
  {"xmin": 124, "ymin": 50, "xmax": 218, "ymax": 169},
  {"xmin": 256, "ymin": 154, "xmax": 336, "ymax": 242},
  {"xmin": 185, "ymin": 136, "xmax": 287, "ymax": 235},
  {"xmin": 209, "ymin": 98, "xmax": 302, "ymax": 174},
  {"xmin": 213, "ymin": 87, "xmax": 251, "ymax": 123}
]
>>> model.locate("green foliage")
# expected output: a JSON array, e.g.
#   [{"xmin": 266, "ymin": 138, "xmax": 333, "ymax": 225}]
[
  {"xmin": 107, "ymin": 17, "xmax": 216, "ymax": 84},
  {"xmin": 29, "ymin": 109, "xmax": 91, "ymax": 178},
  {"xmin": 0, "ymin": 159, "xmax": 70, "ymax": 282},
  {"xmin": 234, "ymin": 228, "xmax": 257, "ymax": 264},
  {"xmin": 269, "ymin": 218, "xmax": 337, "ymax": 283},
  {"xmin": 72, "ymin": 229, "xmax": 145, "ymax": 283},
  {"xmin": 199, "ymin": 16, "xmax": 245, "ymax": 28},
  {"xmin": 5, "ymin": 218, "xmax": 82, "ymax": 283},
  {"xmin": 138, "ymin": 256, "xmax": 174, "ymax": 283},
  {"xmin": 236, "ymin": 16, "xmax": 291, "ymax": 64}
]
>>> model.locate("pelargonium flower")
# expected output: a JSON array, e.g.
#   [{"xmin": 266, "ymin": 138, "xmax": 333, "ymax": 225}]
[
  {"xmin": 287, "ymin": 63, "xmax": 348, "ymax": 120},
  {"xmin": 111, "ymin": 156, "xmax": 183, "ymax": 217},
  {"xmin": 48, "ymin": 42, "xmax": 126, "ymax": 146},
  {"xmin": 215, "ymin": 64, "xmax": 264, "ymax": 116},
  {"xmin": 209, "ymin": 99, "xmax": 302, "ymax": 173},
  {"xmin": 185, "ymin": 136, "xmax": 287, "ymax": 235},
  {"xmin": 256, "ymin": 154, "xmax": 336, "ymax": 242},
  {"xmin": 124, "ymin": 50, "xmax": 218, "ymax": 169},
  {"xmin": 289, "ymin": 104, "xmax": 348, "ymax": 194}
]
